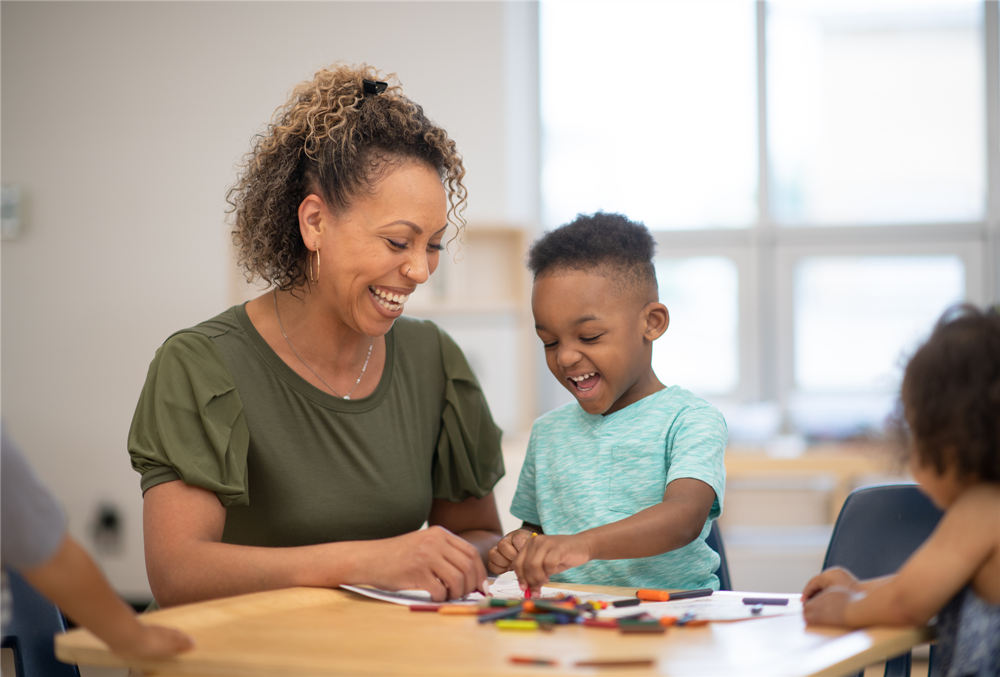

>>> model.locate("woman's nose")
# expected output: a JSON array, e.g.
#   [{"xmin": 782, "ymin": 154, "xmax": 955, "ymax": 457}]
[{"xmin": 404, "ymin": 251, "xmax": 430, "ymax": 283}]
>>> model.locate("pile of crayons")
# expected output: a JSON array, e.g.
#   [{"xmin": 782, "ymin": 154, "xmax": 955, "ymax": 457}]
[{"xmin": 409, "ymin": 588, "xmax": 714, "ymax": 634}]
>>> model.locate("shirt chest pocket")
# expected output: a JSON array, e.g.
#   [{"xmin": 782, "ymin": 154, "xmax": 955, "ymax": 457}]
[{"xmin": 606, "ymin": 445, "xmax": 667, "ymax": 515}]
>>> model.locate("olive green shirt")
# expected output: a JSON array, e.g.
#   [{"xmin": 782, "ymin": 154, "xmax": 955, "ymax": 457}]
[{"xmin": 128, "ymin": 305, "xmax": 504, "ymax": 547}]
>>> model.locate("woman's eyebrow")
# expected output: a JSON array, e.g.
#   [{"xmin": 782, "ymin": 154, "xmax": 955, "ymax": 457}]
[{"xmin": 383, "ymin": 220, "xmax": 448, "ymax": 237}]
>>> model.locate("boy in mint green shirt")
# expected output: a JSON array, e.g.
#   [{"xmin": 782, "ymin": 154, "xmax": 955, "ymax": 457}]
[{"xmin": 488, "ymin": 212, "xmax": 727, "ymax": 594}]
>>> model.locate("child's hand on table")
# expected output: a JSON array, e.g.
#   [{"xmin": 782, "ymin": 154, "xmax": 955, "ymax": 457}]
[
  {"xmin": 513, "ymin": 533, "xmax": 592, "ymax": 595},
  {"xmin": 802, "ymin": 566, "xmax": 860, "ymax": 600},
  {"xmin": 487, "ymin": 528, "xmax": 536, "ymax": 575},
  {"xmin": 109, "ymin": 623, "xmax": 194, "ymax": 660}
]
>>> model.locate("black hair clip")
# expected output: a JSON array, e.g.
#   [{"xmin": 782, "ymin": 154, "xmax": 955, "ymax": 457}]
[{"xmin": 362, "ymin": 79, "xmax": 388, "ymax": 96}]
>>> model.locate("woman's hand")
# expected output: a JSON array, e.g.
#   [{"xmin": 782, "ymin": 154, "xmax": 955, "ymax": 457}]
[
  {"xmin": 362, "ymin": 526, "xmax": 488, "ymax": 601},
  {"xmin": 802, "ymin": 566, "xmax": 859, "ymax": 600},
  {"xmin": 487, "ymin": 528, "xmax": 536, "ymax": 575},
  {"xmin": 513, "ymin": 533, "xmax": 592, "ymax": 595}
]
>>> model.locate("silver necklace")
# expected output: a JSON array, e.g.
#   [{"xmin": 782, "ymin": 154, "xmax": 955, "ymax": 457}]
[{"xmin": 273, "ymin": 290, "xmax": 374, "ymax": 400}]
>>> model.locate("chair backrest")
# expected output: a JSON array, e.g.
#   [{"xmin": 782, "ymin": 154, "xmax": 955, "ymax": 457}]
[
  {"xmin": 822, "ymin": 483, "xmax": 943, "ymax": 677},
  {"xmin": 706, "ymin": 520, "xmax": 732, "ymax": 591},
  {"xmin": 823, "ymin": 483, "xmax": 943, "ymax": 575},
  {"xmin": 1, "ymin": 568, "xmax": 81, "ymax": 677}
]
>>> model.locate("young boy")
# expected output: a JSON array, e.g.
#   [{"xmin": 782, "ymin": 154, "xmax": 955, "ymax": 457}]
[
  {"xmin": 2, "ymin": 426, "xmax": 193, "ymax": 660},
  {"xmin": 488, "ymin": 212, "xmax": 727, "ymax": 595}
]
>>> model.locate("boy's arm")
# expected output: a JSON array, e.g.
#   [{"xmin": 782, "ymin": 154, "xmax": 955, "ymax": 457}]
[
  {"xmin": 804, "ymin": 486, "xmax": 999, "ymax": 628},
  {"xmin": 582, "ymin": 478, "xmax": 714, "ymax": 560},
  {"xmin": 22, "ymin": 533, "xmax": 193, "ymax": 659},
  {"xmin": 513, "ymin": 478, "xmax": 715, "ymax": 592}
]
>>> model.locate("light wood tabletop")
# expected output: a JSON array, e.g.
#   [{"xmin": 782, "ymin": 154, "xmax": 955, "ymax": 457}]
[{"xmin": 55, "ymin": 585, "xmax": 929, "ymax": 677}]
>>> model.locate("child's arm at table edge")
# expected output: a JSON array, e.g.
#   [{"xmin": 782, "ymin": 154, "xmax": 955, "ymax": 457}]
[
  {"xmin": 580, "ymin": 477, "xmax": 715, "ymax": 561},
  {"xmin": 810, "ymin": 487, "xmax": 998, "ymax": 628}
]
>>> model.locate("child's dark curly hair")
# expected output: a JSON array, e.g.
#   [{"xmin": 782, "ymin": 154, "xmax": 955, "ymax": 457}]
[
  {"xmin": 527, "ymin": 212, "xmax": 657, "ymax": 295},
  {"xmin": 901, "ymin": 303, "xmax": 1000, "ymax": 482},
  {"xmin": 226, "ymin": 63, "xmax": 467, "ymax": 290}
]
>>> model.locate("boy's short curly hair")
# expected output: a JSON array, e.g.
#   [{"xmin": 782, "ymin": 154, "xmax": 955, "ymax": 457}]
[
  {"xmin": 226, "ymin": 63, "xmax": 467, "ymax": 290},
  {"xmin": 901, "ymin": 303, "xmax": 1000, "ymax": 482},
  {"xmin": 527, "ymin": 212, "xmax": 658, "ymax": 297}
]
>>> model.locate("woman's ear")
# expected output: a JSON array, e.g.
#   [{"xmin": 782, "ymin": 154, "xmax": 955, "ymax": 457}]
[
  {"xmin": 643, "ymin": 302, "xmax": 670, "ymax": 341},
  {"xmin": 298, "ymin": 193, "xmax": 327, "ymax": 248}
]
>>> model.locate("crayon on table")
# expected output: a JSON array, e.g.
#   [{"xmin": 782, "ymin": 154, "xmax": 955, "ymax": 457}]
[
  {"xmin": 635, "ymin": 588, "xmax": 714, "ymax": 602},
  {"xmin": 742, "ymin": 597, "xmax": 790, "ymax": 605},
  {"xmin": 496, "ymin": 619, "xmax": 540, "ymax": 631},
  {"xmin": 573, "ymin": 658, "xmax": 656, "ymax": 668},
  {"xmin": 509, "ymin": 656, "xmax": 557, "ymax": 666}
]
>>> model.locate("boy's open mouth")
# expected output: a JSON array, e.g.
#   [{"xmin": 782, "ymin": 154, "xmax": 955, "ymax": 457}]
[{"xmin": 569, "ymin": 372, "xmax": 600, "ymax": 392}]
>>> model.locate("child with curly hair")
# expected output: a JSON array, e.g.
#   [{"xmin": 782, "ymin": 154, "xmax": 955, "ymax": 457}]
[{"xmin": 803, "ymin": 304, "xmax": 1000, "ymax": 677}]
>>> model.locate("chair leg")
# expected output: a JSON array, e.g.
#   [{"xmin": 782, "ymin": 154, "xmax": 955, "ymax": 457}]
[{"xmin": 883, "ymin": 652, "xmax": 912, "ymax": 677}]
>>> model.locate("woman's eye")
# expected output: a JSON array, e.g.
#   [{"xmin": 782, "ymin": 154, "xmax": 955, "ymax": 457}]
[
  {"xmin": 428, "ymin": 242, "xmax": 444, "ymax": 252},
  {"xmin": 386, "ymin": 239, "xmax": 408, "ymax": 250}
]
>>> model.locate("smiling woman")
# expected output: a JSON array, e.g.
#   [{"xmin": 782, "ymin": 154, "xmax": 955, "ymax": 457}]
[{"xmin": 127, "ymin": 64, "xmax": 505, "ymax": 608}]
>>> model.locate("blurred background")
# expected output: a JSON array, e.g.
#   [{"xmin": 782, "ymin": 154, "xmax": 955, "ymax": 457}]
[{"xmin": 3, "ymin": 0, "xmax": 998, "ymax": 624}]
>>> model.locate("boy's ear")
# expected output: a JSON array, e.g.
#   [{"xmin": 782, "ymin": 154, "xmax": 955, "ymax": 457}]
[
  {"xmin": 298, "ymin": 193, "xmax": 327, "ymax": 246},
  {"xmin": 642, "ymin": 302, "xmax": 669, "ymax": 341}
]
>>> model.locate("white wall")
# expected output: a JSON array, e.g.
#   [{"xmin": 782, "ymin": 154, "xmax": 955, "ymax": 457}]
[{"xmin": 1, "ymin": 0, "xmax": 539, "ymax": 599}]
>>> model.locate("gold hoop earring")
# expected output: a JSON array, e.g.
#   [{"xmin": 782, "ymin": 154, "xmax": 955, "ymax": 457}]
[{"xmin": 308, "ymin": 248, "xmax": 321, "ymax": 283}]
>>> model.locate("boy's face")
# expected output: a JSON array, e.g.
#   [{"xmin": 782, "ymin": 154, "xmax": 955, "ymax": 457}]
[{"xmin": 532, "ymin": 268, "xmax": 667, "ymax": 416}]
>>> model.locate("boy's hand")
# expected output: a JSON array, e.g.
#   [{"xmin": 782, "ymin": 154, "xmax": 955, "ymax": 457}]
[
  {"xmin": 109, "ymin": 623, "xmax": 194, "ymax": 660},
  {"xmin": 802, "ymin": 566, "xmax": 859, "ymax": 600},
  {"xmin": 802, "ymin": 586, "xmax": 856, "ymax": 627},
  {"xmin": 487, "ymin": 528, "xmax": 535, "ymax": 575},
  {"xmin": 513, "ymin": 534, "xmax": 591, "ymax": 595}
]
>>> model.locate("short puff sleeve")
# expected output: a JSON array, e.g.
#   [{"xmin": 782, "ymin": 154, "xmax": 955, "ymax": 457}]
[
  {"xmin": 128, "ymin": 331, "xmax": 250, "ymax": 506},
  {"xmin": 431, "ymin": 328, "xmax": 504, "ymax": 501}
]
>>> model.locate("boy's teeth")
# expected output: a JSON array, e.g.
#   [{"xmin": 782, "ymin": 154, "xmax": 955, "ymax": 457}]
[{"xmin": 570, "ymin": 373, "xmax": 596, "ymax": 382}]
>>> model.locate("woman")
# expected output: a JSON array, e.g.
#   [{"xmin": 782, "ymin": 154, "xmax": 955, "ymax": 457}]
[{"xmin": 129, "ymin": 64, "xmax": 504, "ymax": 607}]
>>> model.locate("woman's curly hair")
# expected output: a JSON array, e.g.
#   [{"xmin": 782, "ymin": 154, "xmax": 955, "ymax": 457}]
[
  {"xmin": 900, "ymin": 303, "xmax": 1000, "ymax": 482},
  {"xmin": 227, "ymin": 64, "xmax": 467, "ymax": 290}
]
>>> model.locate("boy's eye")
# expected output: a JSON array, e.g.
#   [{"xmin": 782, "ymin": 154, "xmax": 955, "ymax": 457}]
[
  {"xmin": 580, "ymin": 334, "xmax": 603, "ymax": 343},
  {"xmin": 541, "ymin": 339, "xmax": 558, "ymax": 349}
]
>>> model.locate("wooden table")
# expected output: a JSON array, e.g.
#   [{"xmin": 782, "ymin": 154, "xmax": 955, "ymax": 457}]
[{"xmin": 55, "ymin": 585, "xmax": 928, "ymax": 677}]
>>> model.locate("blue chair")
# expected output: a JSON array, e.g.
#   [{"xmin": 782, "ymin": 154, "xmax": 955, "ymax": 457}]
[
  {"xmin": 706, "ymin": 520, "xmax": 732, "ymax": 591},
  {"xmin": 1, "ymin": 568, "xmax": 81, "ymax": 677},
  {"xmin": 821, "ymin": 483, "xmax": 942, "ymax": 677}
]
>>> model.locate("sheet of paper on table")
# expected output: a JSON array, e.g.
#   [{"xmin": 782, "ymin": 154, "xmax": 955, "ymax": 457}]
[
  {"xmin": 340, "ymin": 571, "xmax": 629, "ymax": 606},
  {"xmin": 597, "ymin": 590, "xmax": 803, "ymax": 622}
]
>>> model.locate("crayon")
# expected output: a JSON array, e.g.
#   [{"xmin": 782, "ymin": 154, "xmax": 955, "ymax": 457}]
[
  {"xmin": 582, "ymin": 618, "xmax": 618, "ymax": 629},
  {"xmin": 635, "ymin": 588, "xmax": 714, "ymax": 602},
  {"xmin": 409, "ymin": 604, "xmax": 441, "ymax": 612},
  {"xmin": 573, "ymin": 658, "xmax": 656, "ymax": 668},
  {"xmin": 477, "ymin": 606, "xmax": 524, "ymax": 623},
  {"xmin": 496, "ymin": 619, "xmax": 540, "ymax": 631},
  {"xmin": 509, "ymin": 656, "xmax": 557, "ymax": 666},
  {"xmin": 611, "ymin": 598, "xmax": 641, "ymax": 607},
  {"xmin": 741, "ymin": 597, "xmax": 790, "ymax": 606}
]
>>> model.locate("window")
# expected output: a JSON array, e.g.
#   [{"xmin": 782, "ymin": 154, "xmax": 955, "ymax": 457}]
[{"xmin": 541, "ymin": 0, "xmax": 997, "ymax": 442}]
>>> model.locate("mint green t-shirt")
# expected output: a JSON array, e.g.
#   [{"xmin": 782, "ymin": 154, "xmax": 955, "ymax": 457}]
[
  {"xmin": 510, "ymin": 386, "xmax": 727, "ymax": 589},
  {"xmin": 128, "ymin": 305, "xmax": 504, "ymax": 548}
]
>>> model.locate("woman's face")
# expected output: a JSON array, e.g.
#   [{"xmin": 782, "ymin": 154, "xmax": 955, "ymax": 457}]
[{"xmin": 308, "ymin": 160, "xmax": 448, "ymax": 336}]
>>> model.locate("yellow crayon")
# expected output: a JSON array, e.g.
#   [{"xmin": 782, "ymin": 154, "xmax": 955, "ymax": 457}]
[{"xmin": 495, "ymin": 619, "xmax": 539, "ymax": 631}]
